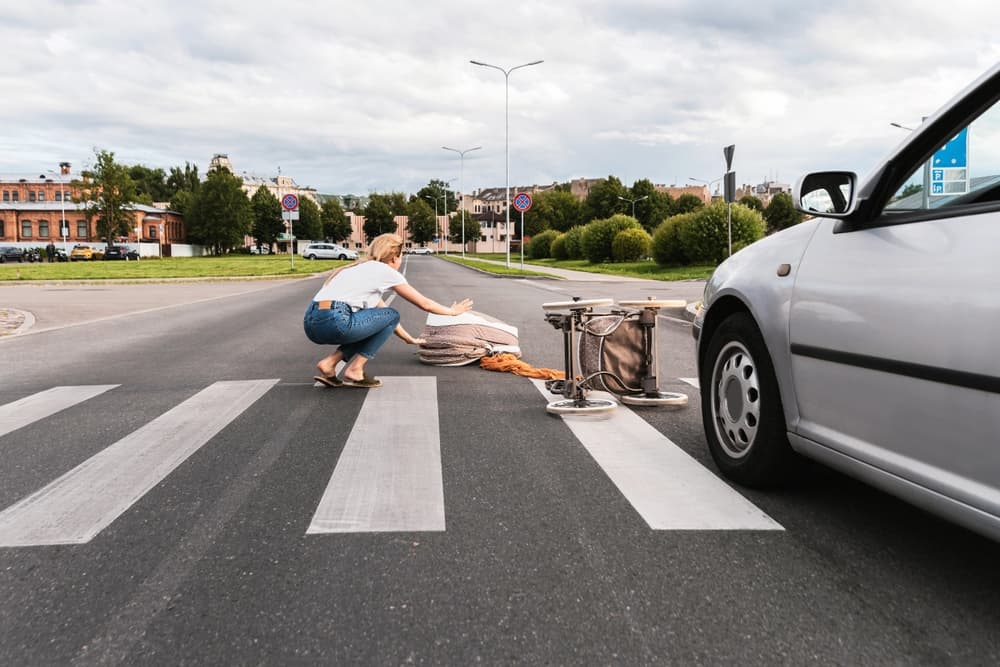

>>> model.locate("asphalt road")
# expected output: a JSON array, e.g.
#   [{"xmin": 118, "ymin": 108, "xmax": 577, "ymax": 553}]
[{"xmin": 1, "ymin": 257, "xmax": 998, "ymax": 665}]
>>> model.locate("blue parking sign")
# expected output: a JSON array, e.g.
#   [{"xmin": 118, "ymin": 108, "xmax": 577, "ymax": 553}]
[
  {"xmin": 930, "ymin": 127, "xmax": 969, "ymax": 196},
  {"xmin": 933, "ymin": 128, "xmax": 968, "ymax": 168}
]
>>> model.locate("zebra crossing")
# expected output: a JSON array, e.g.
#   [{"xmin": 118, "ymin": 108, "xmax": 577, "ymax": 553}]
[{"xmin": 0, "ymin": 378, "xmax": 781, "ymax": 547}]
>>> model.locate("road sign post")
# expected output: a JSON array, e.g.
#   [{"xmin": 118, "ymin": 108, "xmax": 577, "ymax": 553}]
[
  {"xmin": 281, "ymin": 194, "xmax": 300, "ymax": 269},
  {"xmin": 512, "ymin": 192, "xmax": 533, "ymax": 269}
]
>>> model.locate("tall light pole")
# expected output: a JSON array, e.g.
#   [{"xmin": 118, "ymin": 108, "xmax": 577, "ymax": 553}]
[
  {"xmin": 442, "ymin": 146, "xmax": 480, "ymax": 257},
  {"xmin": 618, "ymin": 194, "xmax": 648, "ymax": 218},
  {"xmin": 47, "ymin": 167, "xmax": 69, "ymax": 254},
  {"xmin": 470, "ymin": 59, "xmax": 543, "ymax": 268},
  {"xmin": 423, "ymin": 193, "xmax": 446, "ymax": 252},
  {"xmin": 688, "ymin": 176, "xmax": 723, "ymax": 198}
]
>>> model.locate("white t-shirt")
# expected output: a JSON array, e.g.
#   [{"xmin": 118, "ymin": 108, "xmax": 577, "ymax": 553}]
[{"xmin": 312, "ymin": 260, "xmax": 407, "ymax": 310}]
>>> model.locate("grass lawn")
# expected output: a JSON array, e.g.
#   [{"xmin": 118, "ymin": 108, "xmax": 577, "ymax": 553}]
[
  {"xmin": 0, "ymin": 255, "xmax": 345, "ymax": 281},
  {"xmin": 0, "ymin": 252, "xmax": 714, "ymax": 283}
]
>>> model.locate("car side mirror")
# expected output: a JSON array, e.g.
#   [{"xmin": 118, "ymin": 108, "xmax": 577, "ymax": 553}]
[{"xmin": 794, "ymin": 171, "xmax": 857, "ymax": 217}]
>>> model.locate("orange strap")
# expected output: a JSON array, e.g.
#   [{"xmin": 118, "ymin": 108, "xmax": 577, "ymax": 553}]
[{"xmin": 480, "ymin": 353, "xmax": 565, "ymax": 380}]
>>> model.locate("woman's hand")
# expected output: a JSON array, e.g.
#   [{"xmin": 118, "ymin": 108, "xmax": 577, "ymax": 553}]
[{"xmin": 450, "ymin": 298, "xmax": 474, "ymax": 315}]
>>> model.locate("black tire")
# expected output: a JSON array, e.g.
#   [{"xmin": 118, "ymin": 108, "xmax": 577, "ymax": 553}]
[
  {"xmin": 338, "ymin": 254, "xmax": 346, "ymax": 260},
  {"xmin": 0, "ymin": 256, "xmax": 5, "ymax": 264},
  {"xmin": 700, "ymin": 311, "xmax": 795, "ymax": 487},
  {"xmin": 307, "ymin": 254, "xmax": 317, "ymax": 260}
]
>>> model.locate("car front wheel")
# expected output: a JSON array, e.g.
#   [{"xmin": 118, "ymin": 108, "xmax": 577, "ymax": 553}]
[
  {"xmin": 700, "ymin": 311, "xmax": 795, "ymax": 487},
  {"xmin": 306, "ymin": 254, "xmax": 317, "ymax": 260}
]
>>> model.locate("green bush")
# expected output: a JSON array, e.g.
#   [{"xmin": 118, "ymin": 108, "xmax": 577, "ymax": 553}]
[
  {"xmin": 527, "ymin": 229, "xmax": 560, "ymax": 259},
  {"xmin": 581, "ymin": 214, "xmax": 642, "ymax": 263},
  {"xmin": 550, "ymin": 233, "xmax": 568, "ymax": 260},
  {"xmin": 562, "ymin": 225, "xmax": 586, "ymax": 260},
  {"xmin": 677, "ymin": 202, "xmax": 766, "ymax": 263},
  {"xmin": 611, "ymin": 227, "xmax": 652, "ymax": 261},
  {"xmin": 652, "ymin": 214, "xmax": 693, "ymax": 266}
]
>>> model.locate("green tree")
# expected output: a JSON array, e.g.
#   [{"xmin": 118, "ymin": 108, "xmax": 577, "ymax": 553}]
[
  {"xmin": 448, "ymin": 212, "xmax": 481, "ymax": 251},
  {"xmin": 581, "ymin": 214, "xmax": 643, "ymax": 263},
  {"xmin": 168, "ymin": 163, "xmax": 200, "ymax": 216},
  {"xmin": 185, "ymin": 167, "xmax": 252, "ymax": 254},
  {"xmin": 128, "ymin": 165, "xmax": 171, "ymax": 203},
  {"xmin": 672, "ymin": 193, "xmax": 705, "ymax": 216},
  {"xmin": 415, "ymin": 179, "xmax": 456, "ymax": 214},
  {"xmin": 739, "ymin": 195, "xmax": 764, "ymax": 212},
  {"xmin": 763, "ymin": 192, "xmax": 804, "ymax": 233},
  {"xmin": 75, "ymin": 149, "xmax": 138, "ymax": 244},
  {"xmin": 321, "ymin": 198, "xmax": 352, "ymax": 242},
  {"xmin": 406, "ymin": 198, "xmax": 438, "ymax": 246},
  {"xmin": 362, "ymin": 193, "xmax": 397, "ymax": 242},
  {"xmin": 677, "ymin": 202, "xmax": 766, "ymax": 263},
  {"xmin": 296, "ymin": 196, "xmax": 323, "ymax": 241},
  {"xmin": 525, "ymin": 189, "xmax": 582, "ymax": 233},
  {"xmin": 166, "ymin": 162, "xmax": 201, "ymax": 195},
  {"xmin": 250, "ymin": 187, "xmax": 283, "ymax": 251},
  {"xmin": 584, "ymin": 176, "xmax": 627, "ymax": 222}
]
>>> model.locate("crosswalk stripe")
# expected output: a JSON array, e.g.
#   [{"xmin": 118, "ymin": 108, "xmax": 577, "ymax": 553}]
[
  {"xmin": 532, "ymin": 380, "xmax": 782, "ymax": 531},
  {"xmin": 307, "ymin": 376, "xmax": 445, "ymax": 534},
  {"xmin": 0, "ymin": 379, "xmax": 278, "ymax": 547},
  {"xmin": 0, "ymin": 385, "xmax": 119, "ymax": 438}
]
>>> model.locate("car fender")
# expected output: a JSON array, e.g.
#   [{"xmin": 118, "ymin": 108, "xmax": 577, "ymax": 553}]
[{"xmin": 698, "ymin": 218, "xmax": 826, "ymax": 432}]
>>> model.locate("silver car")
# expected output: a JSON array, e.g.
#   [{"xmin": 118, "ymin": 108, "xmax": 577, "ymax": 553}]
[
  {"xmin": 694, "ymin": 62, "xmax": 1000, "ymax": 542},
  {"xmin": 301, "ymin": 243, "xmax": 358, "ymax": 260}
]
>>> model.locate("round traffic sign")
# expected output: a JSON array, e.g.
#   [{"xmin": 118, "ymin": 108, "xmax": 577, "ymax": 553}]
[
  {"xmin": 512, "ymin": 192, "xmax": 532, "ymax": 212},
  {"xmin": 281, "ymin": 194, "xmax": 300, "ymax": 211}
]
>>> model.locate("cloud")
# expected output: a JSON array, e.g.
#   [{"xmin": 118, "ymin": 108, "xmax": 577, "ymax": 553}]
[{"xmin": 2, "ymin": 0, "xmax": 999, "ymax": 196}]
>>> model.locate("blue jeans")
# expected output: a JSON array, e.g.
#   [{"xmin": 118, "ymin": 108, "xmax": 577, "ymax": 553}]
[{"xmin": 304, "ymin": 301, "xmax": 400, "ymax": 361}]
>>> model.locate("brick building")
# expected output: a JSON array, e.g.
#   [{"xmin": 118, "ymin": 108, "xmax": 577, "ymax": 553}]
[{"xmin": 0, "ymin": 162, "xmax": 185, "ymax": 249}]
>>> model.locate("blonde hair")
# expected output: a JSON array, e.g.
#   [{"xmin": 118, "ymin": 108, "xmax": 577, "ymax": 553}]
[
  {"xmin": 367, "ymin": 233, "xmax": 404, "ymax": 263},
  {"xmin": 321, "ymin": 233, "xmax": 403, "ymax": 285}
]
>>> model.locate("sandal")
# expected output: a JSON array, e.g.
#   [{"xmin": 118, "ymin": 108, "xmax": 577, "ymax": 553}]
[
  {"xmin": 341, "ymin": 375, "xmax": 382, "ymax": 388},
  {"xmin": 313, "ymin": 374, "xmax": 343, "ymax": 388}
]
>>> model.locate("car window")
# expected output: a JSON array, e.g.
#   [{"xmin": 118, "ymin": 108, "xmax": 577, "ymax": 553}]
[{"xmin": 886, "ymin": 100, "xmax": 1000, "ymax": 212}]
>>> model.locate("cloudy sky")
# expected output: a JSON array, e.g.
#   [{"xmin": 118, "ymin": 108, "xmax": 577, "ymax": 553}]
[{"xmin": 3, "ymin": 1, "xmax": 998, "ymax": 198}]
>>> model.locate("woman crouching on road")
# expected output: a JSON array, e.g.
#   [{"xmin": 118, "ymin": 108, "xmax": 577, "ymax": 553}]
[{"xmin": 304, "ymin": 233, "xmax": 474, "ymax": 388}]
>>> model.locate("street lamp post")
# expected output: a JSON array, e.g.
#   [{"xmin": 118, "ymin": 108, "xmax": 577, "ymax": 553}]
[
  {"xmin": 688, "ymin": 176, "xmax": 723, "ymax": 198},
  {"xmin": 423, "ymin": 193, "xmax": 447, "ymax": 252},
  {"xmin": 470, "ymin": 59, "xmax": 543, "ymax": 268},
  {"xmin": 617, "ymin": 194, "xmax": 648, "ymax": 218},
  {"xmin": 47, "ymin": 168, "xmax": 69, "ymax": 255},
  {"xmin": 442, "ymin": 146, "xmax": 481, "ymax": 257}
]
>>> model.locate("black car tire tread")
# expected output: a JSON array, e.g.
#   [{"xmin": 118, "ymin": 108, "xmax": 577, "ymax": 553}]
[{"xmin": 700, "ymin": 311, "xmax": 796, "ymax": 487}]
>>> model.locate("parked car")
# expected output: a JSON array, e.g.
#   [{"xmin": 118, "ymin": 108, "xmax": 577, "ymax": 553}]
[
  {"xmin": 300, "ymin": 243, "xmax": 358, "ymax": 260},
  {"xmin": 69, "ymin": 245, "xmax": 95, "ymax": 261},
  {"xmin": 53, "ymin": 248, "xmax": 69, "ymax": 262},
  {"xmin": 410, "ymin": 246, "xmax": 434, "ymax": 255},
  {"xmin": 22, "ymin": 248, "xmax": 42, "ymax": 263},
  {"xmin": 103, "ymin": 245, "xmax": 139, "ymax": 260},
  {"xmin": 693, "ymin": 62, "xmax": 1000, "ymax": 542},
  {"xmin": 0, "ymin": 246, "xmax": 24, "ymax": 263},
  {"xmin": 249, "ymin": 245, "xmax": 272, "ymax": 254}
]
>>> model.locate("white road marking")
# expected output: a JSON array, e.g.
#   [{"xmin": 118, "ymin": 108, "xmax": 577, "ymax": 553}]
[
  {"xmin": 0, "ymin": 380, "xmax": 278, "ymax": 547},
  {"xmin": 532, "ymin": 380, "xmax": 782, "ymax": 531},
  {"xmin": 0, "ymin": 385, "xmax": 119, "ymax": 438},
  {"xmin": 308, "ymin": 376, "xmax": 445, "ymax": 534},
  {"xmin": 680, "ymin": 377, "xmax": 699, "ymax": 388}
]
